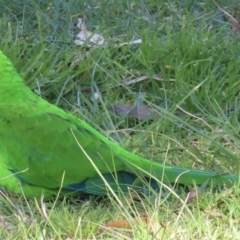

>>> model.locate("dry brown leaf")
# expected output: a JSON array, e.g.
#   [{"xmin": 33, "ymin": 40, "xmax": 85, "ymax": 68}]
[
  {"xmin": 108, "ymin": 103, "xmax": 156, "ymax": 120},
  {"xmin": 185, "ymin": 189, "xmax": 199, "ymax": 203},
  {"xmin": 186, "ymin": 179, "xmax": 209, "ymax": 203},
  {"xmin": 102, "ymin": 217, "xmax": 163, "ymax": 237},
  {"xmin": 104, "ymin": 218, "xmax": 149, "ymax": 229},
  {"xmin": 205, "ymin": 209, "xmax": 223, "ymax": 219}
]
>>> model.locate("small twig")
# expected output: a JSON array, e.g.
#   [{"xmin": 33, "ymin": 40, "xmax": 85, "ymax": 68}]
[
  {"xmin": 81, "ymin": 75, "xmax": 175, "ymax": 93},
  {"xmin": 123, "ymin": 75, "xmax": 175, "ymax": 86},
  {"xmin": 213, "ymin": 0, "xmax": 240, "ymax": 33}
]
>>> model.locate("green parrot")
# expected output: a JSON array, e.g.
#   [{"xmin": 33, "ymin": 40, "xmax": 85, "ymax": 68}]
[{"xmin": 0, "ymin": 50, "xmax": 238, "ymax": 199}]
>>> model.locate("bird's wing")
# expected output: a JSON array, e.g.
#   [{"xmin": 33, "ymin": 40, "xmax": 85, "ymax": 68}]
[{"xmin": 1, "ymin": 103, "xmax": 125, "ymax": 189}]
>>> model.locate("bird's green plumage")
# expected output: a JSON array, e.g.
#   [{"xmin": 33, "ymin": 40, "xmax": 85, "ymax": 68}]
[{"xmin": 0, "ymin": 50, "xmax": 238, "ymax": 199}]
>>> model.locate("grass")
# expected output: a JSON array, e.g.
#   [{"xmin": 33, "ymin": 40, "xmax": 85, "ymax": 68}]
[{"xmin": 1, "ymin": 0, "xmax": 240, "ymax": 238}]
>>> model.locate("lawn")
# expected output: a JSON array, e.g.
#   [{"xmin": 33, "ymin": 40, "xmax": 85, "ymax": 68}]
[{"xmin": 1, "ymin": 0, "xmax": 240, "ymax": 239}]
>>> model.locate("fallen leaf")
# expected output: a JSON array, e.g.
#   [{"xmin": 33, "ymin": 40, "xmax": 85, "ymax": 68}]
[
  {"xmin": 205, "ymin": 209, "xmax": 223, "ymax": 219},
  {"xmin": 185, "ymin": 178, "xmax": 209, "ymax": 203},
  {"xmin": 102, "ymin": 217, "xmax": 163, "ymax": 237},
  {"xmin": 74, "ymin": 18, "xmax": 105, "ymax": 46},
  {"xmin": 104, "ymin": 218, "xmax": 148, "ymax": 229},
  {"xmin": 108, "ymin": 103, "xmax": 156, "ymax": 120}
]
